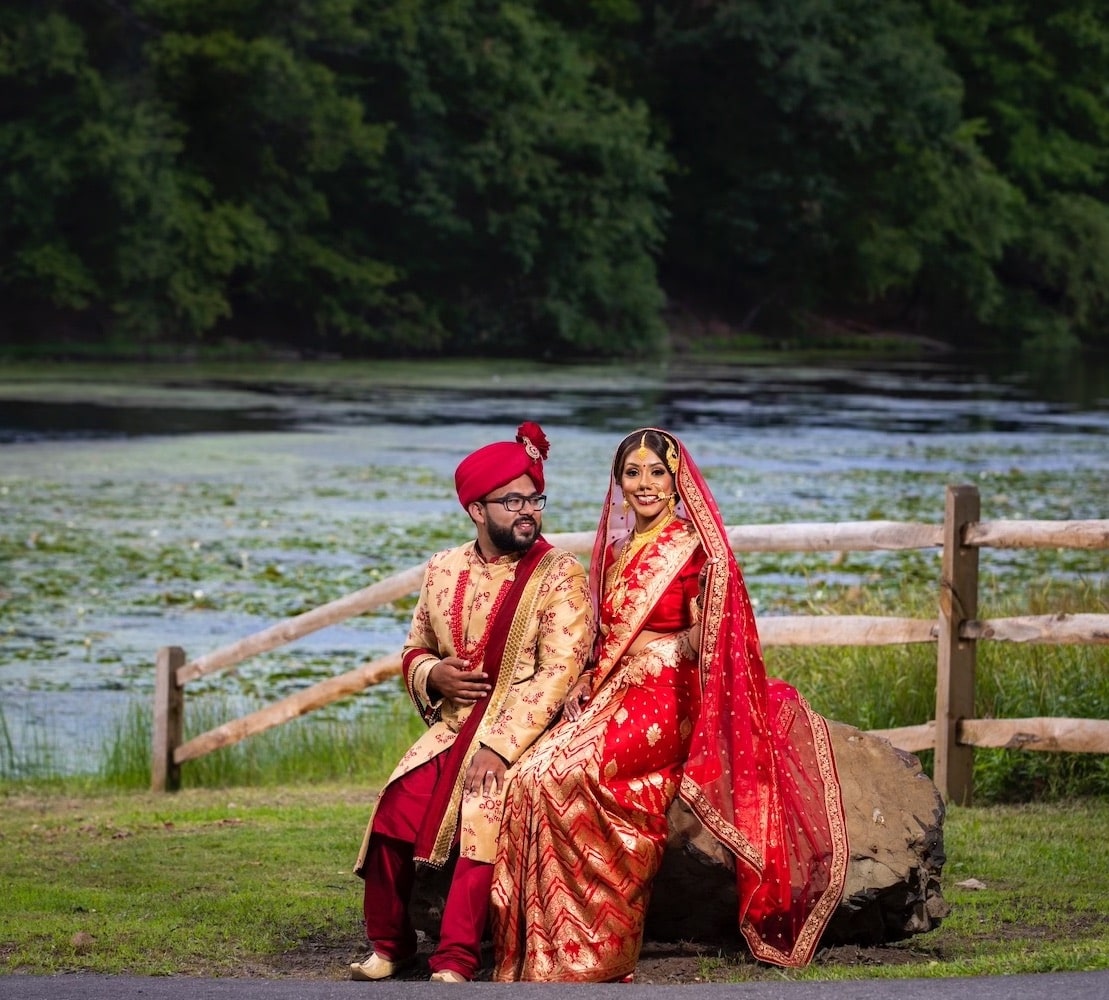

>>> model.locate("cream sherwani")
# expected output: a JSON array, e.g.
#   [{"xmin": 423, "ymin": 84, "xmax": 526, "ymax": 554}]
[{"xmin": 356, "ymin": 540, "xmax": 594, "ymax": 870}]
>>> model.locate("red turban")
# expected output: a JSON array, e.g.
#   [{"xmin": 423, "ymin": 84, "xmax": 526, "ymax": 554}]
[{"xmin": 455, "ymin": 421, "xmax": 550, "ymax": 508}]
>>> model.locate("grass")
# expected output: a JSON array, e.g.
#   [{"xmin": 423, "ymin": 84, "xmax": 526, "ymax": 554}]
[
  {"xmin": 779, "ymin": 800, "xmax": 1109, "ymax": 980},
  {"xmin": 0, "ymin": 784, "xmax": 1105, "ymax": 981},
  {"xmin": 97, "ymin": 696, "xmax": 428, "ymax": 791},
  {"xmin": 763, "ymin": 580, "xmax": 1109, "ymax": 802},
  {"xmin": 3, "ymin": 584, "xmax": 1108, "ymax": 981},
  {"xmin": 0, "ymin": 783, "xmax": 364, "ymax": 978}
]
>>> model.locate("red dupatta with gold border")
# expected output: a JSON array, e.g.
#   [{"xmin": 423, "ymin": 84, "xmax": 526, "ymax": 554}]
[{"xmin": 588, "ymin": 429, "xmax": 849, "ymax": 968}]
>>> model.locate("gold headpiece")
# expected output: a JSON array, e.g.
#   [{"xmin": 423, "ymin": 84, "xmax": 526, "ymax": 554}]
[{"xmin": 632, "ymin": 430, "xmax": 679, "ymax": 473}]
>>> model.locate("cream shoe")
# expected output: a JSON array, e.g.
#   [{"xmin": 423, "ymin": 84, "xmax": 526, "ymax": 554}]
[
  {"xmin": 349, "ymin": 952, "xmax": 415, "ymax": 981},
  {"xmin": 429, "ymin": 970, "xmax": 468, "ymax": 983}
]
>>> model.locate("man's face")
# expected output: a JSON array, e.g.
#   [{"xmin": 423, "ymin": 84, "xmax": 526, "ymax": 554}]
[{"xmin": 476, "ymin": 473, "xmax": 544, "ymax": 556}]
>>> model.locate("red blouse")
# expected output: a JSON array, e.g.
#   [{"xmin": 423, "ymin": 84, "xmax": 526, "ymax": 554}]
[{"xmin": 639, "ymin": 547, "xmax": 707, "ymax": 633}]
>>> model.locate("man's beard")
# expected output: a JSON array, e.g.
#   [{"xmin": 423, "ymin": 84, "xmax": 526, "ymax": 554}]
[{"xmin": 487, "ymin": 516, "xmax": 538, "ymax": 554}]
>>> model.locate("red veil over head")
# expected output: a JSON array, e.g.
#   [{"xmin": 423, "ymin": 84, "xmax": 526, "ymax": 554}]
[{"xmin": 589, "ymin": 428, "xmax": 848, "ymax": 968}]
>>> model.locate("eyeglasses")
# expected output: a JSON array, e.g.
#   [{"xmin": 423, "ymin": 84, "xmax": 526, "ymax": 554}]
[{"xmin": 480, "ymin": 494, "xmax": 547, "ymax": 512}]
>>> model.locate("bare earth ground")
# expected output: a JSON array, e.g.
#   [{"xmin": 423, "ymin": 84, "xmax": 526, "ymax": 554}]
[
  {"xmin": 275, "ymin": 935, "xmax": 953, "ymax": 984},
  {"xmin": 274, "ymin": 907, "xmax": 1108, "ymax": 982}
]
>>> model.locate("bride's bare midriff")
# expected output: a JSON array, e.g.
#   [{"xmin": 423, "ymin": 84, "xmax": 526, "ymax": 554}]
[{"xmin": 626, "ymin": 629, "xmax": 673, "ymax": 657}]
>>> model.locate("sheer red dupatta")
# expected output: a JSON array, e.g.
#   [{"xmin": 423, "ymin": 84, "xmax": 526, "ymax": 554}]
[{"xmin": 588, "ymin": 429, "xmax": 848, "ymax": 968}]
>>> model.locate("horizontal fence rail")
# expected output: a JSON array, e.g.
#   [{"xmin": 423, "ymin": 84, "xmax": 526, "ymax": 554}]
[
  {"xmin": 152, "ymin": 486, "xmax": 1109, "ymax": 803},
  {"xmin": 872, "ymin": 718, "xmax": 1109, "ymax": 755}
]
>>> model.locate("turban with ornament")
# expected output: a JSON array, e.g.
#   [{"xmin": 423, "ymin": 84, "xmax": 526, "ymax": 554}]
[{"xmin": 454, "ymin": 422, "xmax": 550, "ymax": 508}]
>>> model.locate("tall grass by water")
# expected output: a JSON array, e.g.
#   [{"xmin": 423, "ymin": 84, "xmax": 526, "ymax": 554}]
[
  {"xmin": 767, "ymin": 583, "xmax": 1109, "ymax": 802},
  {"xmin": 100, "ymin": 696, "xmax": 427, "ymax": 790},
  {"xmin": 3, "ymin": 582, "xmax": 1103, "ymax": 802}
]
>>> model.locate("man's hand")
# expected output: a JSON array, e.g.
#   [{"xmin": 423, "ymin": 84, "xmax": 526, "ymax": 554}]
[
  {"xmin": 562, "ymin": 673, "xmax": 593, "ymax": 721},
  {"xmin": 429, "ymin": 657, "xmax": 492, "ymax": 704},
  {"xmin": 464, "ymin": 746, "xmax": 507, "ymax": 797}
]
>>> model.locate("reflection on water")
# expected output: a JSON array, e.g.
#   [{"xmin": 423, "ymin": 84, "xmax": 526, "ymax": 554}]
[
  {"xmin": 2, "ymin": 354, "xmax": 1107, "ymax": 442},
  {"xmin": 0, "ymin": 399, "xmax": 297, "ymax": 442}
]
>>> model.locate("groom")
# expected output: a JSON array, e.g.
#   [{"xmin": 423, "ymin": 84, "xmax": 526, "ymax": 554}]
[{"xmin": 351, "ymin": 421, "xmax": 593, "ymax": 982}]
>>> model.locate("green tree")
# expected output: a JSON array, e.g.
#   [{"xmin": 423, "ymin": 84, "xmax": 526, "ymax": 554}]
[
  {"xmin": 547, "ymin": 0, "xmax": 1109, "ymax": 349},
  {"xmin": 343, "ymin": 1, "xmax": 668, "ymax": 357},
  {"xmin": 137, "ymin": 0, "xmax": 396, "ymax": 345},
  {"xmin": 0, "ymin": 7, "xmax": 153, "ymax": 333},
  {"xmin": 0, "ymin": 1, "xmax": 391, "ymax": 346},
  {"xmin": 635, "ymin": 1, "xmax": 999, "ymax": 334},
  {"xmin": 2, "ymin": 1, "xmax": 670, "ymax": 357},
  {"xmin": 928, "ymin": 0, "xmax": 1109, "ymax": 347}
]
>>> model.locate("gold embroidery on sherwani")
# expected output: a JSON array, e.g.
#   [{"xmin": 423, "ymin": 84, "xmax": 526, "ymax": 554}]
[
  {"xmin": 425, "ymin": 550, "xmax": 559, "ymax": 867},
  {"xmin": 355, "ymin": 545, "xmax": 593, "ymax": 875}
]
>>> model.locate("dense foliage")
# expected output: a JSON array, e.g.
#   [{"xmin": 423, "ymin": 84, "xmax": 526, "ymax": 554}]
[{"xmin": 1, "ymin": 0, "xmax": 1106, "ymax": 356}]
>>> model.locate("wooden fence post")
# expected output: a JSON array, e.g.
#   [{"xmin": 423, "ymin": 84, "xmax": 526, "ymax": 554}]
[
  {"xmin": 934, "ymin": 485, "xmax": 980, "ymax": 805},
  {"xmin": 152, "ymin": 645, "xmax": 185, "ymax": 792}
]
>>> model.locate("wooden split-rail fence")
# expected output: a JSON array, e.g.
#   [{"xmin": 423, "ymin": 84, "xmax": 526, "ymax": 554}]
[{"xmin": 152, "ymin": 484, "xmax": 1108, "ymax": 804}]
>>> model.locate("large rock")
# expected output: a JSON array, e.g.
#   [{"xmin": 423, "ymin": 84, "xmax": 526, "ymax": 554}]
[
  {"xmin": 648, "ymin": 721, "xmax": 949, "ymax": 946},
  {"xmin": 412, "ymin": 722, "xmax": 948, "ymax": 951}
]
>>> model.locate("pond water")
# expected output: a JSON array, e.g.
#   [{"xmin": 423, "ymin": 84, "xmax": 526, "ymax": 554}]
[{"xmin": 1, "ymin": 353, "xmax": 1106, "ymax": 775}]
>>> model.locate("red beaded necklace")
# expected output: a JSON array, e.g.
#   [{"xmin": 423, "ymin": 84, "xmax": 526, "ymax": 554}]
[{"xmin": 448, "ymin": 566, "xmax": 513, "ymax": 668}]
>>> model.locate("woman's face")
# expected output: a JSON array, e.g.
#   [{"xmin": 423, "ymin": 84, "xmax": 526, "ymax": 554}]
[{"xmin": 619, "ymin": 446, "xmax": 675, "ymax": 522}]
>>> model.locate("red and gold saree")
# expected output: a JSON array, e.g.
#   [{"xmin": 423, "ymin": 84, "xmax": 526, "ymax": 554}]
[{"xmin": 491, "ymin": 429, "xmax": 848, "ymax": 981}]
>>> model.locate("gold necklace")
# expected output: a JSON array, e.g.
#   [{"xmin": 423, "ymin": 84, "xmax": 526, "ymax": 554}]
[{"xmin": 611, "ymin": 513, "xmax": 674, "ymax": 582}]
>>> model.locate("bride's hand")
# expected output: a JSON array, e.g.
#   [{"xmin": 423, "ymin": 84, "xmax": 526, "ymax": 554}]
[
  {"xmin": 697, "ymin": 557, "xmax": 719, "ymax": 608},
  {"xmin": 563, "ymin": 672, "xmax": 593, "ymax": 721}
]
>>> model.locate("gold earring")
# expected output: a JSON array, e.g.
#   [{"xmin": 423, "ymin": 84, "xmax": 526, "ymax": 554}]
[
  {"xmin": 665, "ymin": 439, "xmax": 679, "ymax": 473},
  {"xmin": 667, "ymin": 493, "xmax": 676, "ymax": 514},
  {"xmin": 622, "ymin": 498, "xmax": 631, "ymax": 513}
]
